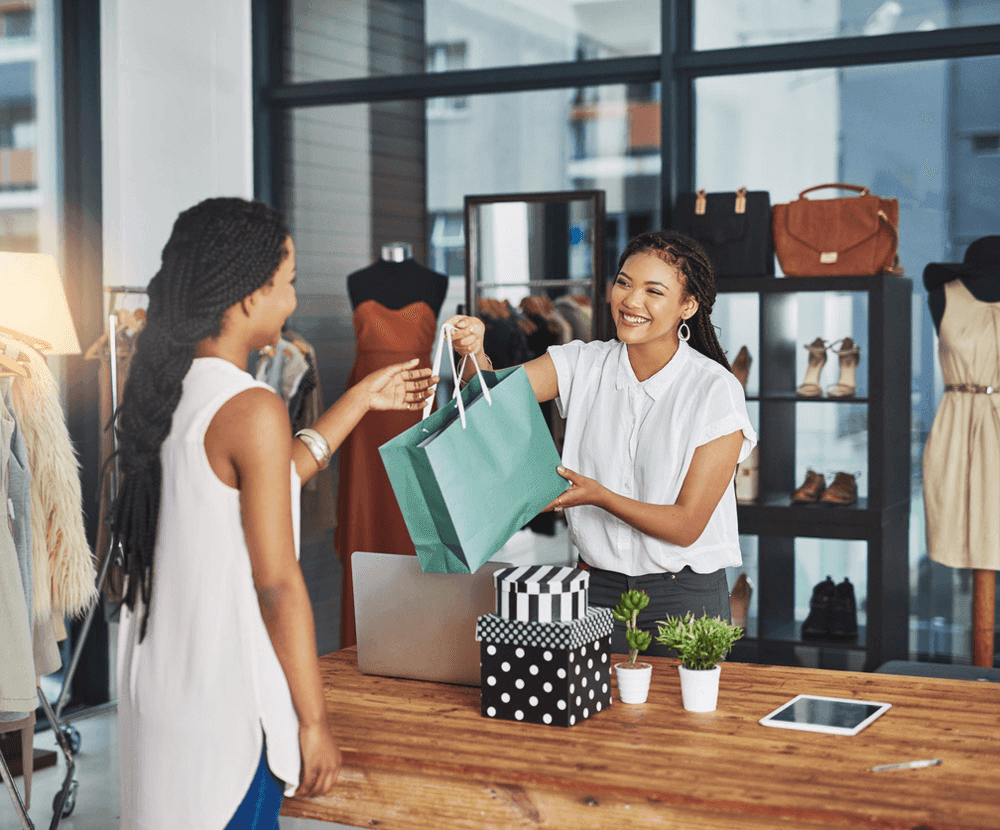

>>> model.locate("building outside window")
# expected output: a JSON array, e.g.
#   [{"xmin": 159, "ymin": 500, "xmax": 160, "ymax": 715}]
[
  {"xmin": 0, "ymin": 0, "xmax": 58, "ymax": 259},
  {"xmin": 426, "ymin": 41, "xmax": 468, "ymax": 116}
]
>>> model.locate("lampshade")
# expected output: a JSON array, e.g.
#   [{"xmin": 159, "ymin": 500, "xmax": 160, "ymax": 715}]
[{"xmin": 0, "ymin": 251, "xmax": 82, "ymax": 355}]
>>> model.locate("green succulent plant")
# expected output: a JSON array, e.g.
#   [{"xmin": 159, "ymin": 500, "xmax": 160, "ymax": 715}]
[
  {"xmin": 655, "ymin": 612, "xmax": 743, "ymax": 671},
  {"xmin": 611, "ymin": 589, "xmax": 652, "ymax": 666}
]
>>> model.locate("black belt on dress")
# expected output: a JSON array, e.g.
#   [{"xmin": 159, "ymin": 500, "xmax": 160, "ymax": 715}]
[{"xmin": 945, "ymin": 384, "xmax": 999, "ymax": 394}]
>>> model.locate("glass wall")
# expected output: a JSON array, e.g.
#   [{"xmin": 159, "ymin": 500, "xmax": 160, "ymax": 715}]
[
  {"xmin": 276, "ymin": 0, "xmax": 1000, "ymax": 665},
  {"xmin": 286, "ymin": 0, "xmax": 660, "ymax": 83},
  {"xmin": 694, "ymin": 0, "xmax": 1000, "ymax": 50},
  {"xmin": 0, "ymin": 0, "xmax": 38, "ymax": 250},
  {"xmin": 427, "ymin": 83, "xmax": 662, "ymax": 317},
  {"xmin": 0, "ymin": 0, "xmax": 58, "ymax": 259},
  {"xmin": 699, "ymin": 53, "xmax": 1000, "ymax": 660}
]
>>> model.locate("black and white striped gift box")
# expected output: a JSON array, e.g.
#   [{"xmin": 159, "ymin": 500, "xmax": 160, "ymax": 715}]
[{"xmin": 493, "ymin": 565, "xmax": 589, "ymax": 623}]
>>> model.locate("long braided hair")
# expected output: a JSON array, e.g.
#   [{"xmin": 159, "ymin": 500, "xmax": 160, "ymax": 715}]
[
  {"xmin": 616, "ymin": 229, "xmax": 730, "ymax": 370},
  {"xmin": 111, "ymin": 197, "xmax": 290, "ymax": 639}
]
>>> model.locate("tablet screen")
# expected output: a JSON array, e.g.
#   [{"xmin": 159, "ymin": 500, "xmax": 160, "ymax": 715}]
[{"xmin": 759, "ymin": 694, "xmax": 891, "ymax": 736}]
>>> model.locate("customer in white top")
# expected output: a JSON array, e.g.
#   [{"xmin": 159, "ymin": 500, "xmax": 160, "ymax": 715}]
[
  {"xmin": 111, "ymin": 198, "xmax": 436, "ymax": 829},
  {"xmin": 445, "ymin": 230, "xmax": 755, "ymax": 656}
]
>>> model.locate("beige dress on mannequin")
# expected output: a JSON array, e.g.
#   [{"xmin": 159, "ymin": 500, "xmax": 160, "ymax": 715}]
[{"xmin": 923, "ymin": 279, "xmax": 1000, "ymax": 569}]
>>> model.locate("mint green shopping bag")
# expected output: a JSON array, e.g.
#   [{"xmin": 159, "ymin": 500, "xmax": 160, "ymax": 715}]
[{"xmin": 379, "ymin": 328, "xmax": 567, "ymax": 573}]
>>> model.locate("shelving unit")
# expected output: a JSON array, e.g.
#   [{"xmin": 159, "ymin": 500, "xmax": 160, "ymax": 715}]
[{"xmin": 720, "ymin": 275, "xmax": 912, "ymax": 671}]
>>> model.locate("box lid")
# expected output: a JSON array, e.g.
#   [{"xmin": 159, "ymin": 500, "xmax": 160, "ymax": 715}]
[
  {"xmin": 476, "ymin": 606, "xmax": 613, "ymax": 650},
  {"xmin": 494, "ymin": 565, "xmax": 588, "ymax": 594}
]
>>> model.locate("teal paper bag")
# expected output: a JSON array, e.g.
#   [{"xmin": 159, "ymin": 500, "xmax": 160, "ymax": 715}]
[{"xmin": 379, "ymin": 366, "xmax": 568, "ymax": 574}]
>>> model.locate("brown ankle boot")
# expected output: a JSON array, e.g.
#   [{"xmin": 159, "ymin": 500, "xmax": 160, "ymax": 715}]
[
  {"xmin": 819, "ymin": 472, "xmax": 858, "ymax": 506},
  {"xmin": 791, "ymin": 469, "xmax": 825, "ymax": 503}
]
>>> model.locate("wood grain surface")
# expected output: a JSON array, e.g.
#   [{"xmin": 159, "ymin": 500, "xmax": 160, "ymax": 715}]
[{"xmin": 282, "ymin": 649, "xmax": 1000, "ymax": 829}]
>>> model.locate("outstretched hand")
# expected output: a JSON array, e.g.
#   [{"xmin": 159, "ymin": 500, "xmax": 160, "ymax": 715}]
[
  {"xmin": 441, "ymin": 314, "xmax": 486, "ymax": 358},
  {"xmin": 545, "ymin": 465, "xmax": 607, "ymax": 512},
  {"xmin": 363, "ymin": 359, "xmax": 438, "ymax": 412}
]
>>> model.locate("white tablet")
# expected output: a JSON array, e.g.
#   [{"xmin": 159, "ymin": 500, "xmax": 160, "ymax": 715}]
[{"xmin": 759, "ymin": 694, "xmax": 892, "ymax": 736}]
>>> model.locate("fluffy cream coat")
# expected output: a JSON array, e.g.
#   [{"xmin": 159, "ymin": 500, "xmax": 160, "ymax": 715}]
[{"xmin": 8, "ymin": 341, "xmax": 97, "ymax": 620}]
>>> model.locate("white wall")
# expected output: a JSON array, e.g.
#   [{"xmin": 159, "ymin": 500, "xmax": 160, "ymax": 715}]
[{"xmin": 100, "ymin": 0, "xmax": 254, "ymax": 289}]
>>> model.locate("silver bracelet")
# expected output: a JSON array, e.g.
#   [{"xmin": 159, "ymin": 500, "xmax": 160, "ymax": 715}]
[{"xmin": 295, "ymin": 428, "xmax": 332, "ymax": 470}]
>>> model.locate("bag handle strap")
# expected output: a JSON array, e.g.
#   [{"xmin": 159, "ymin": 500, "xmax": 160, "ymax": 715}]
[
  {"xmin": 797, "ymin": 183, "xmax": 870, "ymax": 200},
  {"xmin": 876, "ymin": 209, "xmax": 904, "ymax": 275},
  {"xmin": 424, "ymin": 324, "xmax": 493, "ymax": 428}
]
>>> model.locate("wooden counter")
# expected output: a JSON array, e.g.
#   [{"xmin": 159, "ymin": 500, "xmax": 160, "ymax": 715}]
[{"xmin": 282, "ymin": 648, "xmax": 1000, "ymax": 829}]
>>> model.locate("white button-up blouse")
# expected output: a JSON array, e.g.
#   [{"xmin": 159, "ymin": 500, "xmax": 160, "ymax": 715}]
[{"xmin": 548, "ymin": 339, "xmax": 756, "ymax": 576}]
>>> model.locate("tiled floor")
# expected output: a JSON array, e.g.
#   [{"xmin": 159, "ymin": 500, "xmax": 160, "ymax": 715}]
[
  {"xmin": 0, "ymin": 706, "xmax": 353, "ymax": 830},
  {"xmin": 1, "ymin": 525, "xmax": 573, "ymax": 829}
]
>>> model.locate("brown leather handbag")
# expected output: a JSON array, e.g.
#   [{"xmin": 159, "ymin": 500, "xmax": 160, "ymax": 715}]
[{"xmin": 772, "ymin": 183, "xmax": 902, "ymax": 276}]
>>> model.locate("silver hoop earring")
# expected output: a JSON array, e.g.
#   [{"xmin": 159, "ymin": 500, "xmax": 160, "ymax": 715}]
[{"xmin": 678, "ymin": 320, "xmax": 691, "ymax": 342}]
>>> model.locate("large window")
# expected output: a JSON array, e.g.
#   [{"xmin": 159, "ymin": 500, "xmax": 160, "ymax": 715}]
[
  {"xmin": 286, "ymin": 0, "xmax": 660, "ymax": 83},
  {"xmin": 271, "ymin": 1, "xmax": 1000, "ymax": 666},
  {"xmin": 694, "ymin": 0, "xmax": 1000, "ymax": 50},
  {"xmin": 0, "ymin": 0, "xmax": 57, "ymax": 257}
]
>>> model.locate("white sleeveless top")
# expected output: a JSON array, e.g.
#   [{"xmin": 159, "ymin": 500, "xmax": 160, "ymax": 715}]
[{"xmin": 118, "ymin": 358, "xmax": 301, "ymax": 830}]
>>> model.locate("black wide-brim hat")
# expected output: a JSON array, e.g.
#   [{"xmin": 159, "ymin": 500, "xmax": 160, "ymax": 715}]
[{"xmin": 924, "ymin": 235, "xmax": 1000, "ymax": 284}]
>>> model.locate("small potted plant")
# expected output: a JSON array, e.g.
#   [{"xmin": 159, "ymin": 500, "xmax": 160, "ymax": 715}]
[
  {"xmin": 655, "ymin": 613, "xmax": 743, "ymax": 712},
  {"xmin": 611, "ymin": 589, "xmax": 653, "ymax": 704}
]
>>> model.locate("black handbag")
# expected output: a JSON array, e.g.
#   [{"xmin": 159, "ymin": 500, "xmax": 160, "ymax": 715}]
[{"xmin": 673, "ymin": 188, "xmax": 774, "ymax": 277}]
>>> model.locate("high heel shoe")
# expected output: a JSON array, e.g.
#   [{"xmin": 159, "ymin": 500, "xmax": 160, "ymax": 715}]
[
  {"xmin": 827, "ymin": 338, "xmax": 860, "ymax": 398},
  {"xmin": 796, "ymin": 338, "xmax": 828, "ymax": 397},
  {"xmin": 731, "ymin": 346, "xmax": 751, "ymax": 392},
  {"xmin": 734, "ymin": 444, "xmax": 759, "ymax": 504}
]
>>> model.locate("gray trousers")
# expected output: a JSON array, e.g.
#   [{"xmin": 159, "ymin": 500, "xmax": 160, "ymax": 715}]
[{"xmin": 586, "ymin": 564, "xmax": 730, "ymax": 659}]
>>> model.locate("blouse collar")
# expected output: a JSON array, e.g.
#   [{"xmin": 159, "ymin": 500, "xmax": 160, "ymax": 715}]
[{"xmin": 616, "ymin": 340, "xmax": 691, "ymax": 399}]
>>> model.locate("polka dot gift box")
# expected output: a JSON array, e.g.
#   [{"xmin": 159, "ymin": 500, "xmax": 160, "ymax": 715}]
[{"xmin": 476, "ymin": 607, "xmax": 614, "ymax": 727}]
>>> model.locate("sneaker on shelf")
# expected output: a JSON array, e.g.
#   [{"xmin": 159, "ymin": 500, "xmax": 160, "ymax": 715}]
[{"xmin": 801, "ymin": 576, "xmax": 836, "ymax": 639}]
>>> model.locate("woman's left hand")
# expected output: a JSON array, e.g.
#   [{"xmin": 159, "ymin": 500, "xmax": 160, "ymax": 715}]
[
  {"xmin": 363, "ymin": 359, "xmax": 438, "ymax": 411},
  {"xmin": 547, "ymin": 465, "xmax": 607, "ymax": 511}
]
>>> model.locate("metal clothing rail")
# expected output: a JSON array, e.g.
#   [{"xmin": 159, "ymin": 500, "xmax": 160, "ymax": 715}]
[
  {"xmin": 1, "ymin": 690, "xmax": 77, "ymax": 830},
  {"xmin": 2, "ymin": 289, "xmax": 143, "ymax": 827}
]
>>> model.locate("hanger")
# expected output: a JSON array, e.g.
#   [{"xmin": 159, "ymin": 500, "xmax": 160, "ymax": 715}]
[
  {"xmin": 0, "ymin": 324, "xmax": 51, "ymax": 354},
  {"xmin": 84, "ymin": 308, "xmax": 148, "ymax": 361},
  {"xmin": 0, "ymin": 350, "xmax": 30, "ymax": 378}
]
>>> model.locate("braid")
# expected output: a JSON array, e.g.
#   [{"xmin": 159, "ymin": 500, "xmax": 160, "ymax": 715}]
[
  {"xmin": 111, "ymin": 197, "xmax": 289, "ymax": 640},
  {"xmin": 617, "ymin": 230, "xmax": 730, "ymax": 370}
]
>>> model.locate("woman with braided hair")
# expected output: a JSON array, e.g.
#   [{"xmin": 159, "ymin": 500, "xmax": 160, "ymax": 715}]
[
  {"xmin": 113, "ymin": 197, "xmax": 436, "ymax": 829},
  {"xmin": 444, "ymin": 229, "xmax": 755, "ymax": 656}
]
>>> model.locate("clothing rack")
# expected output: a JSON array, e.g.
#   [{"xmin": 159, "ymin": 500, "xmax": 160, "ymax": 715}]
[
  {"xmin": 0, "ymin": 326, "xmax": 90, "ymax": 829},
  {"xmin": 2, "ymin": 287, "xmax": 144, "ymax": 826}
]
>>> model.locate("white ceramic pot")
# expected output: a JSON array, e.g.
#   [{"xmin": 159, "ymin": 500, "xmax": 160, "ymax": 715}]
[
  {"xmin": 614, "ymin": 662, "xmax": 653, "ymax": 704},
  {"xmin": 678, "ymin": 664, "xmax": 721, "ymax": 712}
]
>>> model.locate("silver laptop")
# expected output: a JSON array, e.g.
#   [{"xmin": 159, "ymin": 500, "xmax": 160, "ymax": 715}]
[{"xmin": 352, "ymin": 551, "xmax": 510, "ymax": 686}]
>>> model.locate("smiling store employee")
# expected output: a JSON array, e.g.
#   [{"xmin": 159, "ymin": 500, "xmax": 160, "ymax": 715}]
[{"xmin": 445, "ymin": 229, "xmax": 756, "ymax": 656}]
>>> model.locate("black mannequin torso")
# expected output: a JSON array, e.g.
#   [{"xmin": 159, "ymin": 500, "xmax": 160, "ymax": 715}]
[
  {"xmin": 924, "ymin": 271, "xmax": 1000, "ymax": 333},
  {"xmin": 346, "ymin": 253, "xmax": 449, "ymax": 316}
]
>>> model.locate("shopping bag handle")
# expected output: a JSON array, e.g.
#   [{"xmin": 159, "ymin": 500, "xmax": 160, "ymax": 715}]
[{"xmin": 424, "ymin": 324, "xmax": 492, "ymax": 428}]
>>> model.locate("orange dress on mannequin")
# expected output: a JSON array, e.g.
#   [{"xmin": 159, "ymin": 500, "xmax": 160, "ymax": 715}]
[{"xmin": 335, "ymin": 300, "xmax": 437, "ymax": 647}]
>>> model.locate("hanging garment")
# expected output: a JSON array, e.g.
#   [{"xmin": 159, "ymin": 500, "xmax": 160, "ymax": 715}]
[
  {"xmin": 554, "ymin": 295, "xmax": 593, "ymax": 342},
  {"xmin": 923, "ymin": 279, "xmax": 1000, "ymax": 569},
  {"xmin": 1, "ymin": 377, "xmax": 60, "ymax": 680},
  {"xmin": 1, "ymin": 337, "xmax": 97, "ymax": 621},
  {"xmin": 335, "ymin": 300, "xmax": 436, "ymax": 648},
  {"xmin": 118, "ymin": 358, "xmax": 301, "ymax": 830},
  {"xmin": 0, "ymin": 383, "xmax": 35, "ymax": 717},
  {"xmin": 88, "ymin": 314, "xmax": 143, "ymax": 610},
  {"xmin": 476, "ymin": 298, "xmax": 533, "ymax": 369},
  {"xmin": 255, "ymin": 330, "xmax": 335, "ymax": 537}
]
